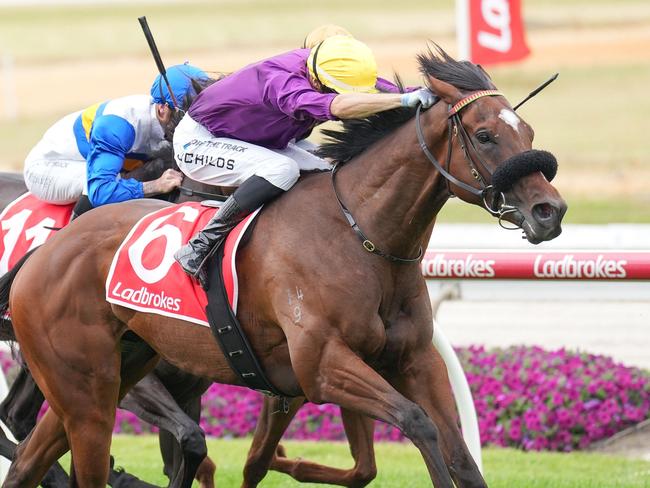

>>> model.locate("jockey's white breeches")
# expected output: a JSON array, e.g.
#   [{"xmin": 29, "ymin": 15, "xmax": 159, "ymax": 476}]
[
  {"xmin": 23, "ymin": 146, "xmax": 86, "ymax": 205},
  {"xmin": 173, "ymin": 114, "xmax": 329, "ymax": 191}
]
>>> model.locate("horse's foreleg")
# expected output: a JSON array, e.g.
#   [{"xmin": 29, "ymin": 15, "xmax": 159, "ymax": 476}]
[
  {"xmin": 269, "ymin": 408, "xmax": 377, "ymax": 487},
  {"xmin": 3, "ymin": 409, "xmax": 69, "ymax": 488},
  {"xmin": 119, "ymin": 372, "xmax": 209, "ymax": 488},
  {"xmin": 288, "ymin": 335, "xmax": 454, "ymax": 488},
  {"xmin": 241, "ymin": 395, "xmax": 304, "ymax": 488},
  {"xmin": 391, "ymin": 344, "xmax": 486, "ymax": 488}
]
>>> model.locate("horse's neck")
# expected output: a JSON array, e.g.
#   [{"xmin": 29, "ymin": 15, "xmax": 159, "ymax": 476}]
[{"xmin": 335, "ymin": 106, "xmax": 450, "ymax": 259}]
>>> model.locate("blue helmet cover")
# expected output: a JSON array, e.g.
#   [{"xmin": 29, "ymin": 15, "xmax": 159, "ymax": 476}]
[{"xmin": 151, "ymin": 62, "xmax": 208, "ymax": 108}]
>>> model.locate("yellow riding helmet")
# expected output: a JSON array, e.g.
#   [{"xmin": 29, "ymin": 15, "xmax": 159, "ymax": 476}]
[
  {"xmin": 307, "ymin": 35, "xmax": 378, "ymax": 94},
  {"xmin": 303, "ymin": 24, "xmax": 352, "ymax": 49}
]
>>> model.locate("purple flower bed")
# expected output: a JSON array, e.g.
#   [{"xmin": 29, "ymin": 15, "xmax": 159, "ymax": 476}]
[
  {"xmin": 3, "ymin": 346, "xmax": 648, "ymax": 451},
  {"xmin": 464, "ymin": 345, "xmax": 650, "ymax": 450}
]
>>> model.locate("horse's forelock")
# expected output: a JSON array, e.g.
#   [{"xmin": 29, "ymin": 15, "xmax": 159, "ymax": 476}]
[{"xmin": 417, "ymin": 44, "xmax": 493, "ymax": 92}]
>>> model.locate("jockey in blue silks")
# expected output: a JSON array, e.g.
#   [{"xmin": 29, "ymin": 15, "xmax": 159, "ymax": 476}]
[{"xmin": 24, "ymin": 63, "xmax": 207, "ymax": 214}]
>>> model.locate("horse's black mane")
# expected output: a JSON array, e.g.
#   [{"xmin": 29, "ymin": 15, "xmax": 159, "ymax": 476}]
[{"xmin": 316, "ymin": 45, "xmax": 494, "ymax": 163}]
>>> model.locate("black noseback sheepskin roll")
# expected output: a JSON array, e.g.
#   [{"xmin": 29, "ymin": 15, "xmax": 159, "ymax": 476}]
[{"xmin": 490, "ymin": 150, "xmax": 558, "ymax": 194}]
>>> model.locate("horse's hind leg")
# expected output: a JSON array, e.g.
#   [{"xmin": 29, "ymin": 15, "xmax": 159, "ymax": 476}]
[
  {"xmin": 13, "ymin": 317, "xmax": 124, "ymax": 487},
  {"xmin": 4, "ymin": 409, "xmax": 69, "ymax": 488},
  {"xmin": 270, "ymin": 408, "xmax": 377, "ymax": 487},
  {"xmin": 0, "ymin": 366, "xmax": 71, "ymax": 487},
  {"xmin": 59, "ymin": 361, "xmax": 120, "ymax": 488}
]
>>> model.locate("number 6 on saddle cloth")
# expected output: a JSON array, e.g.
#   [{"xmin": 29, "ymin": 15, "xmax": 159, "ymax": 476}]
[{"xmin": 106, "ymin": 202, "xmax": 284, "ymax": 397}]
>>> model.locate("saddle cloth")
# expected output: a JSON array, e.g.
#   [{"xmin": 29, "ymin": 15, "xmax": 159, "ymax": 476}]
[
  {"xmin": 106, "ymin": 202, "xmax": 260, "ymax": 325},
  {"xmin": 0, "ymin": 192, "xmax": 74, "ymax": 275}
]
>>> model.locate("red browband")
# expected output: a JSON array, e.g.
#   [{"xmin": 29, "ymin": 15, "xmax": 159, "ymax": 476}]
[{"xmin": 448, "ymin": 90, "xmax": 504, "ymax": 116}]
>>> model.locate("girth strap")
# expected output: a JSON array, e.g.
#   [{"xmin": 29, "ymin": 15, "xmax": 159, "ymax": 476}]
[
  {"xmin": 204, "ymin": 245, "xmax": 286, "ymax": 398},
  {"xmin": 178, "ymin": 186, "xmax": 228, "ymax": 201}
]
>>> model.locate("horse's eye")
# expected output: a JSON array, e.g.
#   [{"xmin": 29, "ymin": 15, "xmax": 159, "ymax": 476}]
[{"xmin": 476, "ymin": 131, "xmax": 492, "ymax": 144}]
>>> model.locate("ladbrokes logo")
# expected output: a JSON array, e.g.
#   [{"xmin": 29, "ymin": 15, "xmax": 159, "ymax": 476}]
[
  {"xmin": 111, "ymin": 282, "xmax": 182, "ymax": 312},
  {"xmin": 421, "ymin": 254, "xmax": 495, "ymax": 278},
  {"xmin": 533, "ymin": 254, "xmax": 627, "ymax": 279}
]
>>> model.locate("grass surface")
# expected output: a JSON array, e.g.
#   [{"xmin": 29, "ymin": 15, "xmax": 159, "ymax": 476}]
[{"xmin": 56, "ymin": 435, "xmax": 650, "ymax": 487}]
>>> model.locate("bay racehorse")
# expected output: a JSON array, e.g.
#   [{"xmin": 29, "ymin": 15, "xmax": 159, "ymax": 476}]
[
  {"xmin": 1, "ymin": 47, "xmax": 566, "ymax": 487},
  {"xmin": 0, "ymin": 172, "xmax": 375, "ymax": 487}
]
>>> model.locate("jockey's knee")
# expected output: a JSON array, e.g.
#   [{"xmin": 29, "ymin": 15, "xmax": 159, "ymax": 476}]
[{"xmin": 256, "ymin": 155, "xmax": 300, "ymax": 192}]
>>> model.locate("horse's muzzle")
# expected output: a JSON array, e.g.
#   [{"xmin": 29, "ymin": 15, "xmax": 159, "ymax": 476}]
[{"xmin": 523, "ymin": 197, "xmax": 567, "ymax": 243}]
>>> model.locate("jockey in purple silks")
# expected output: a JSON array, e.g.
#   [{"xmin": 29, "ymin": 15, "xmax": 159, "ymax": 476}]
[{"xmin": 173, "ymin": 35, "xmax": 435, "ymax": 288}]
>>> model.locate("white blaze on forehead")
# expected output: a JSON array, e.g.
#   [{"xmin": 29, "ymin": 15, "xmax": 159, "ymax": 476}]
[{"xmin": 498, "ymin": 109, "xmax": 521, "ymax": 133}]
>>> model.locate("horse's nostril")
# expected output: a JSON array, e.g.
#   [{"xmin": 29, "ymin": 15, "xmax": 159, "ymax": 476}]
[{"xmin": 532, "ymin": 202, "xmax": 555, "ymax": 222}]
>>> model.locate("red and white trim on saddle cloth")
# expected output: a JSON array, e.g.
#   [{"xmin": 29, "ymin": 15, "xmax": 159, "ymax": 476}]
[
  {"xmin": 0, "ymin": 192, "xmax": 74, "ymax": 276},
  {"xmin": 105, "ymin": 202, "xmax": 261, "ymax": 326}
]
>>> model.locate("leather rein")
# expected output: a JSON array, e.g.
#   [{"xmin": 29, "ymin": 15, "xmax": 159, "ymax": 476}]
[{"xmin": 331, "ymin": 89, "xmax": 518, "ymax": 264}]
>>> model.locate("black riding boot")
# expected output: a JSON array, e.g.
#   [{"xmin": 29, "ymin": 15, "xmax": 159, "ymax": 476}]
[
  {"xmin": 174, "ymin": 175, "xmax": 285, "ymax": 289},
  {"xmin": 174, "ymin": 195, "xmax": 247, "ymax": 289}
]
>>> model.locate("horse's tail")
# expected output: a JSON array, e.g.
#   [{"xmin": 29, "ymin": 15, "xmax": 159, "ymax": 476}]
[{"xmin": 0, "ymin": 248, "xmax": 38, "ymax": 340}]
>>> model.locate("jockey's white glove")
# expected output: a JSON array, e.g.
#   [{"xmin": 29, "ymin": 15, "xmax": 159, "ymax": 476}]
[{"xmin": 400, "ymin": 89, "xmax": 437, "ymax": 108}]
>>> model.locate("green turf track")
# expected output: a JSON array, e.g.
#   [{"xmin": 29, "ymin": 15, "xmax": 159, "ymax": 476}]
[{"xmin": 55, "ymin": 435, "xmax": 650, "ymax": 487}]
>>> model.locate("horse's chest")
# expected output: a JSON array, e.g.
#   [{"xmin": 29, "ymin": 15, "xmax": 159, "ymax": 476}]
[{"xmin": 362, "ymin": 309, "xmax": 429, "ymax": 370}]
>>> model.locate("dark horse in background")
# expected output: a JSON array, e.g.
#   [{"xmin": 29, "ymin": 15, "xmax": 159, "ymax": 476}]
[
  {"xmin": 0, "ymin": 167, "xmax": 381, "ymax": 486},
  {"xmin": 1, "ymin": 47, "xmax": 566, "ymax": 487}
]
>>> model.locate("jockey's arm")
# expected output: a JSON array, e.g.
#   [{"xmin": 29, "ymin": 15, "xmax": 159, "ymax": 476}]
[
  {"xmin": 330, "ymin": 88, "xmax": 435, "ymax": 120},
  {"xmin": 86, "ymin": 116, "xmax": 181, "ymax": 207},
  {"xmin": 86, "ymin": 116, "xmax": 143, "ymax": 207},
  {"xmin": 330, "ymin": 93, "xmax": 402, "ymax": 119}
]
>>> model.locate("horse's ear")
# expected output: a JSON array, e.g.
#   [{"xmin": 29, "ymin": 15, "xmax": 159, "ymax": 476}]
[{"xmin": 427, "ymin": 76, "xmax": 463, "ymax": 105}]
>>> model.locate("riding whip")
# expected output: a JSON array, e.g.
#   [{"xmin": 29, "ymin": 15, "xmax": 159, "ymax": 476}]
[
  {"xmin": 513, "ymin": 73, "xmax": 559, "ymax": 111},
  {"xmin": 138, "ymin": 16, "xmax": 180, "ymax": 109}
]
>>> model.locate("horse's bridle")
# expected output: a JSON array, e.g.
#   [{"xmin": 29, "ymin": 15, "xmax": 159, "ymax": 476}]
[
  {"xmin": 333, "ymin": 88, "xmax": 558, "ymax": 264},
  {"xmin": 415, "ymin": 90, "xmax": 521, "ymax": 230},
  {"xmin": 331, "ymin": 90, "xmax": 509, "ymax": 264}
]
